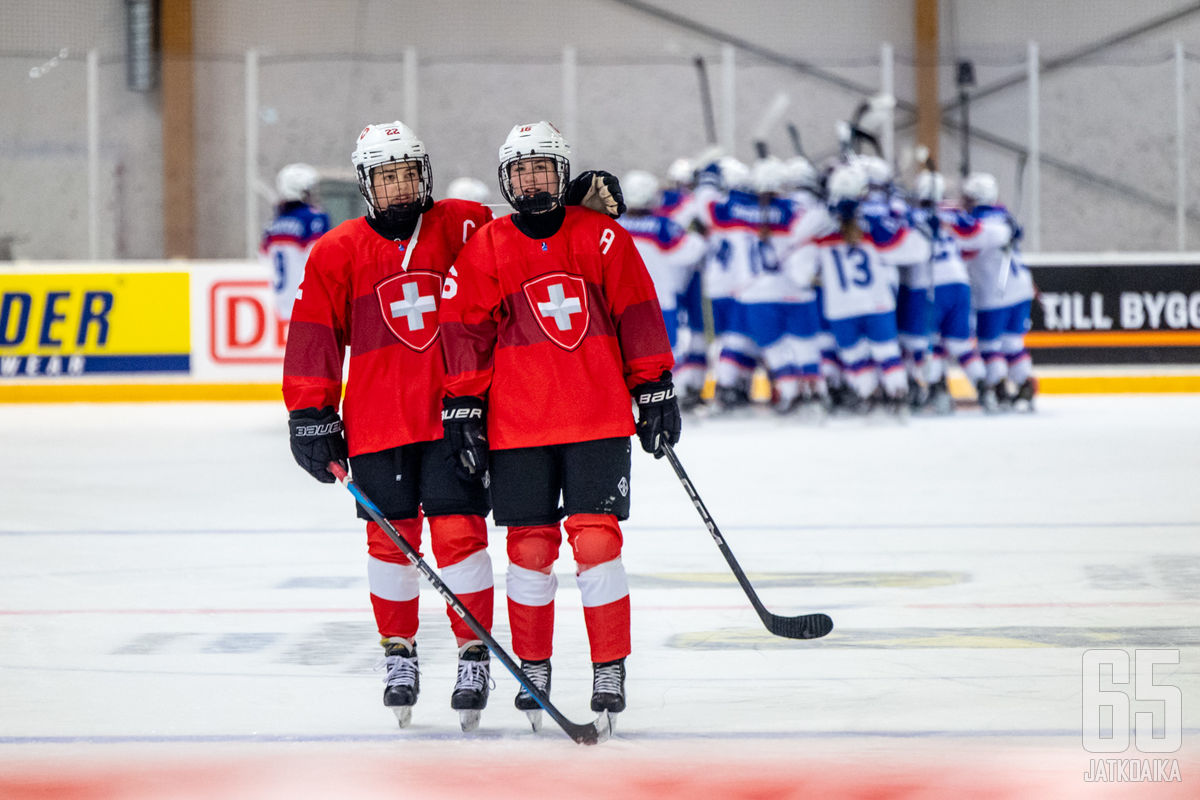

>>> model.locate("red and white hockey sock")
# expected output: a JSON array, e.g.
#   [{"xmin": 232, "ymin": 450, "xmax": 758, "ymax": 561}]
[
  {"xmin": 366, "ymin": 517, "xmax": 423, "ymax": 640},
  {"xmin": 566, "ymin": 514, "xmax": 631, "ymax": 663},
  {"xmin": 429, "ymin": 514, "xmax": 493, "ymax": 646},
  {"xmin": 506, "ymin": 524, "xmax": 562, "ymax": 661},
  {"xmin": 578, "ymin": 562, "xmax": 631, "ymax": 663}
]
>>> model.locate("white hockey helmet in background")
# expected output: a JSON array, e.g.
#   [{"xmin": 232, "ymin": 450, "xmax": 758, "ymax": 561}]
[
  {"xmin": 962, "ymin": 172, "xmax": 999, "ymax": 206},
  {"xmin": 785, "ymin": 155, "xmax": 821, "ymax": 194},
  {"xmin": 622, "ymin": 169, "xmax": 660, "ymax": 211},
  {"xmin": 915, "ymin": 170, "xmax": 945, "ymax": 204},
  {"xmin": 826, "ymin": 162, "xmax": 869, "ymax": 219},
  {"xmin": 351, "ymin": 121, "xmax": 432, "ymax": 224},
  {"xmin": 718, "ymin": 156, "xmax": 751, "ymax": 191},
  {"xmin": 666, "ymin": 157, "xmax": 695, "ymax": 186},
  {"xmin": 827, "ymin": 163, "xmax": 869, "ymax": 203},
  {"xmin": 497, "ymin": 121, "xmax": 571, "ymax": 214},
  {"xmin": 750, "ymin": 156, "xmax": 789, "ymax": 195},
  {"xmin": 445, "ymin": 176, "xmax": 490, "ymax": 204},
  {"xmin": 276, "ymin": 163, "xmax": 319, "ymax": 203},
  {"xmin": 859, "ymin": 155, "xmax": 893, "ymax": 188}
]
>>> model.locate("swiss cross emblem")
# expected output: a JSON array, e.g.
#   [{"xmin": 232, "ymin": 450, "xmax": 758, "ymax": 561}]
[
  {"xmin": 522, "ymin": 272, "xmax": 590, "ymax": 350},
  {"xmin": 375, "ymin": 270, "xmax": 443, "ymax": 351}
]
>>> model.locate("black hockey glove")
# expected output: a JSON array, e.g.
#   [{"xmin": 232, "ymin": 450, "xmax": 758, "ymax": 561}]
[
  {"xmin": 632, "ymin": 372, "xmax": 681, "ymax": 459},
  {"xmin": 442, "ymin": 396, "xmax": 489, "ymax": 483},
  {"xmin": 566, "ymin": 170, "xmax": 626, "ymax": 219},
  {"xmin": 288, "ymin": 406, "xmax": 348, "ymax": 484}
]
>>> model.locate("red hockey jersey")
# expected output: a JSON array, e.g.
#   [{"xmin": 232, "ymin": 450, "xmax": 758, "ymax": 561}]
[
  {"xmin": 440, "ymin": 206, "xmax": 673, "ymax": 450},
  {"xmin": 283, "ymin": 199, "xmax": 493, "ymax": 456}
]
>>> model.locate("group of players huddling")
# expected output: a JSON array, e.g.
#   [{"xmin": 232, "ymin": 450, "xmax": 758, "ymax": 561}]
[{"xmin": 618, "ymin": 149, "xmax": 1038, "ymax": 418}]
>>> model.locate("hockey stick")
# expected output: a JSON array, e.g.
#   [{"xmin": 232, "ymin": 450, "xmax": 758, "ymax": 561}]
[
  {"xmin": 752, "ymin": 91, "xmax": 791, "ymax": 160},
  {"xmin": 786, "ymin": 123, "xmax": 805, "ymax": 157},
  {"xmin": 328, "ymin": 462, "xmax": 610, "ymax": 745},
  {"xmin": 659, "ymin": 443, "xmax": 834, "ymax": 640},
  {"xmin": 693, "ymin": 56, "xmax": 718, "ymax": 145}
]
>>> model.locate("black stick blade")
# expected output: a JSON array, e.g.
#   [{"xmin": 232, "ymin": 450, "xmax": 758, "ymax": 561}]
[
  {"xmin": 566, "ymin": 712, "xmax": 611, "ymax": 745},
  {"xmin": 768, "ymin": 612, "xmax": 834, "ymax": 640}
]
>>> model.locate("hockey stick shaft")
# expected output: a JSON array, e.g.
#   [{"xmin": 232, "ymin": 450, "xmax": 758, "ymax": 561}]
[
  {"xmin": 693, "ymin": 56, "xmax": 718, "ymax": 145},
  {"xmin": 328, "ymin": 462, "xmax": 609, "ymax": 745},
  {"xmin": 787, "ymin": 123, "xmax": 804, "ymax": 157},
  {"xmin": 660, "ymin": 443, "xmax": 833, "ymax": 640}
]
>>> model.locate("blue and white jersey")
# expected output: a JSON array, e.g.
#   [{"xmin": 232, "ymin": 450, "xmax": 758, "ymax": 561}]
[
  {"xmin": 260, "ymin": 202, "xmax": 330, "ymax": 321},
  {"xmin": 695, "ymin": 187, "xmax": 805, "ymax": 302},
  {"xmin": 618, "ymin": 212, "xmax": 707, "ymax": 312},
  {"xmin": 861, "ymin": 189, "xmax": 911, "ymax": 290},
  {"xmin": 953, "ymin": 205, "xmax": 1034, "ymax": 311},
  {"xmin": 910, "ymin": 205, "xmax": 970, "ymax": 288},
  {"xmin": 657, "ymin": 187, "xmax": 703, "ymax": 232},
  {"xmin": 803, "ymin": 207, "xmax": 932, "ymax": 321}
]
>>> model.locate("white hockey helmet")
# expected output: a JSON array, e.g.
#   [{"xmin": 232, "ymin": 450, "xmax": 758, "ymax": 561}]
[
  {"xmin": 351, "ymin": 121, "xmax": 432, "ymax": 224},
  {"xmin": 497, "ymin": 121, "xmax": 571, "ymax": 214},
  {"xmin": 750, "ymin": 156, "xmax": 789, "ymax": 196},
  {"xmin": 915, "ymin": 170, "xmax": 945, "ymax": 204},
  {"xmin": 445, "ymin": 176, "xmax": 490, "ymax": 204},
  {"xmin": 962, "ymin": 171, "xmax": 999, "ymax": 207},
  {"xmin": 622, "ymin": 169, "xmax": 660, "ymax": 211},
  {"xmin": 666, "ymin": 157, "xmax": 695, "ymax": 187},
  {"xmin": 827, "ymin": 163, "xmax": 868, "ymax": 203},
  {"xmin": 826, "ymin": 162, "xmax": 868, "ymax": 219},
  {"xmin": 859, "ymin": 155, "xmax": 893, "ymax": 188},
  {"xmin": 718, "ymin": 156, "xmax": 751, "ymax": 191},
  {"xmin": 785, "ymin": 155, "xmax": 821, "ymax": 194},
  {"xmin": 276, "ymin": 163, "xmax": 319, "ymax": 203}
]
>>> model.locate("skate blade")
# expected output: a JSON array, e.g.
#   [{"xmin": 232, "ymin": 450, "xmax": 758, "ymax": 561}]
[
  {"xmin": 391, "ymin": 706, "xmax": 413, "ymax": 729},
  {"xmin": 459, "ymin": 709, "xmax": 482, "ymax": 732},
  {"xmin": 601, "ymin": 710, "xmax": 618, "ymax": 734},
  {"xmin": 524, "ymin": 709, "xmax": 543, "ymax": 732}
]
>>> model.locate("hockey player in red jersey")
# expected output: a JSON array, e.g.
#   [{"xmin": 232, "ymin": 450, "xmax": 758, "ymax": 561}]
[
  {"xmin": 439, "ymin": 121, "xmax": 679, "ymax": 729},
  {"xmin": 283, "ymin": 121, "xmax": 496, "ymax": 731}
]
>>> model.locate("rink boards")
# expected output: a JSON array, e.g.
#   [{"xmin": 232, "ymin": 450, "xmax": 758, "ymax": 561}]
[{"xmin": 1, "ymin": 255, "xmax": 1198, "ymax": 402}]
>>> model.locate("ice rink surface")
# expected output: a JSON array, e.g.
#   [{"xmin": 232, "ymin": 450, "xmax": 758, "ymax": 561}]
[{"xmin": 2, "ymin": 395, "xmax": 1198, "ymax": 798}]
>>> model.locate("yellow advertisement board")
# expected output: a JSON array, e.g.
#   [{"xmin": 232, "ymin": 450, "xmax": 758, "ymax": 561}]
[{"xmin": 0, "ymin": 272, "xmax": 190, "ymax": 376}]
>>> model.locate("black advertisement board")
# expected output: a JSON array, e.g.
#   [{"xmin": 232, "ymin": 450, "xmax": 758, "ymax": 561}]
[{"xmin": 1026, "ymin": 256, "xmax": 1200, "ymax": 365}]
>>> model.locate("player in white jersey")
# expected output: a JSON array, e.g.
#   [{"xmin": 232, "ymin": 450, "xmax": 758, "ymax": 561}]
[
  {"xmin": 857, "ymin": 156, "xmax": 930, "ymax": 405},
  {"xmin": 909, "ymin": 170, "xmax": 986, "ymax": 414},
  {"xmin": 261, "ymin": 163, "xmax": 330, "ymax": 323},
  {"xmin": 795, "ymin": 163, "xmax": 931, "ymax": 412},
  {"xmin": 785, "ymin": 156, "xmax": 844, "ymax": 404},
  {"xmin": 658, "ymin": 157, "xmax": 709, "ymax": 406},
  {"xmin": 734, "ymin": 157, "xmax": 821, "ymax": 413},
  {"xmin": 954, "ymin": 172, "xmax": 1037, "ymax": 411},
  {"xmin": 690, "ymin": 157, "xmax": 763, "ymax": 409},
  {"xmin": 619, "ymin": 170, "xmax": 708, "ymax": 407}
]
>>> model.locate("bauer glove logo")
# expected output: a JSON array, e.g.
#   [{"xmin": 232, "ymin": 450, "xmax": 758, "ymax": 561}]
[
  {"xmin": 637, "ymin": 387, "xmax": 675, "ymax": 405},
  {"xmin": 442, "ymin": 407, "xmax": 484, "ymax": 421},
  {"xmin": 295, "ymin": 421, "xmax": 342, "ymax": 437}
]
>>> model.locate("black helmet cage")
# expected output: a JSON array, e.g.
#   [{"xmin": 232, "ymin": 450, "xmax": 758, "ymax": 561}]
[
  {"xmin": 357, "ymin": 154, "xmax": 433, "ymax": 226},
  {"xmin": 498, "ymin": 153, "xmax": 570, "ymax": 215}
]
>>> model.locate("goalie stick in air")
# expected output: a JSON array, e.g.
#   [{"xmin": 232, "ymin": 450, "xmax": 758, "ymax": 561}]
[
  {"xmin": 329, "ymin": 462, "xmax": 611, "ymax": 745},
  {"xmin": 660, "ymin": 443, "xmax": 834, "ymax": 640}
]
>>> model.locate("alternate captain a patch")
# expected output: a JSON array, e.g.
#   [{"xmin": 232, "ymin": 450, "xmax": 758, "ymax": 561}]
[
  {"xmin": 375, "ymin": 270, "xmax": 444, "ymax": 352},
  {"xmin": 522, "ymin": 272, "xmax": 590, "ymax": 350}
]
